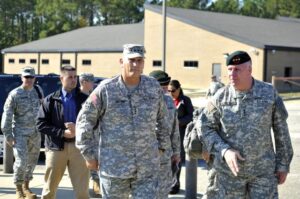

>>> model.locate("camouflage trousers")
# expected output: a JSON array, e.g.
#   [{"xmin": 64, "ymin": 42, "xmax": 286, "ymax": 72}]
[
  {"xmin": 100, "ymin": 174, "xmax": 158, "ymax": 199},
  {"xmin": 13, "ymin": 132, "xmax": 41, "ymax": 185},
  {"xmin": 158, "ymin": 161, "xmax": 172, "ymax": 199},
  {"xmin": 202, "ymin": 169, "xmax": 278, "ymax": 199}
]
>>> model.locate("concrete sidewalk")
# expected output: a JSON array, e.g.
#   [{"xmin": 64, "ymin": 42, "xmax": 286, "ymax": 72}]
[{"xmin": 0, "ymin": 161, "xmax": 208, "ymax": 199}]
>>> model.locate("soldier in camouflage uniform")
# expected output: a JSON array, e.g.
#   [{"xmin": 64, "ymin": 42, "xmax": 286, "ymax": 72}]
[
  {"xmin": 1, "ymin": 67, "xmax": 43, "ymax": 199},
  {"xmin": 206, "ymin": 75, "xmax": 225, "ymax": 98},
  {"xmin": 76, "ymin": 44, "xmax": 171, "ymax": 199},
  {"xmin": 149, "ymin": 70, "xmax": 181, "ymax": 199},
  {"xmin": 198, "ymin": 51, "xmax": 293, "ymax": 199},
  {"xmin": 79, "ymin": 73, "xmax": 102, "ymax": 197}
]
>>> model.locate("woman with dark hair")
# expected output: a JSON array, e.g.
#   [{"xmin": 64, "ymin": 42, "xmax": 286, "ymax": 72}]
[{"xmin": 168, "ymin": 80, "xmax": 194, "ymax": 194}]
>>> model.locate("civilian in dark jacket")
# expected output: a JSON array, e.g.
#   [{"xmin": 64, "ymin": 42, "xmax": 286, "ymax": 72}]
[
  {"xmin": 168, "ymin": 79, "xmax": 194, "ymax": 194},
  {"xmin": 36, "ymin": 66, "xmax": 89, "ymax": 199}
]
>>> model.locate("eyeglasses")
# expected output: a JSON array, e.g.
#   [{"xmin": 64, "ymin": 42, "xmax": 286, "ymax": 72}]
[
  {"xmin": 168, "ymin": 89, "xmax": 177, "ymax": 93},
  {"xmin": 24, "ymin": 76, "xmax": 34, "ymax": 79}
]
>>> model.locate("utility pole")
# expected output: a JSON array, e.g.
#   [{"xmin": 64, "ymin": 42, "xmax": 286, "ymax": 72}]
[{"xmin": 162, "ymin": 0, "xmax": 166, "ymax": 72}]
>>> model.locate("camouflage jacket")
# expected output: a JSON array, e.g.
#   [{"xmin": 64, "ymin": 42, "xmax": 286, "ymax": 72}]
[
  {"xmin": 1, "ymin": 86, "xmax": 43, "ymax": 141},
  {"xmin": 76, "ymin": 75, "xmax": 171, "ymax": 178},
  {"xmin": 161, "ymin": 94, "xmax": 180, "ymax": 163},
  {"xmin": 198, "ymin": 79, "xmax": 293, "ymax": 177}
]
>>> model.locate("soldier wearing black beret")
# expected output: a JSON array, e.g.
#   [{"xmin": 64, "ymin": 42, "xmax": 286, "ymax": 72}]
[{"xmin": 198, "ymin": 50, "xmax": 293, "ymax": 199}]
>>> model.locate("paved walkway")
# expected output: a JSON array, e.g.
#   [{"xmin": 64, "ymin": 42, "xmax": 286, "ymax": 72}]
[{"xmin": 0, "ymin": 162, "xmax": 208, "ymax": 199}]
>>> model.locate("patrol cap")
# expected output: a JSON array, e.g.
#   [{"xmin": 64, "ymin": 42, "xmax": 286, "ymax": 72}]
[
  {"xmin": 149, "ymin": 70, "xmax": 171, "ymax": 86},
  {"xmin": 79, "ymin": 73, "xmax": 94, "ymax": 82},
  {"xmin": 21, "ymin": 66, "xmax": 35, "ymax": 77},
  {"xmin": 226, "ymin": 51, "xmax": 251, "ymax": 66},
  {"xmin": 123, "ymin": 44, "xmax": 145, "ymax": 59}
]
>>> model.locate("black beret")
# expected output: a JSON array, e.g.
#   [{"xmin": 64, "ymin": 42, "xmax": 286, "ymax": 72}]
[
  {"xmin": 226, "ymin": 51, "xmax": 251, "ymax": 66},
  {"xmin": 149, "ymin": 70, "xmax": 171, "ymax": 85}
]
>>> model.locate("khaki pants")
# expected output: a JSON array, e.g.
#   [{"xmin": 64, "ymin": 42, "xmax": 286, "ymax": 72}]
[{"xmin": 41, "ymin": 142, "xmax": 89, "ymax": 199}]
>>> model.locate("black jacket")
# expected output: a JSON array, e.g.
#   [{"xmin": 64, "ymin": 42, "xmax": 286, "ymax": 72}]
[
  {"xmin": 176, "ymin": 94, "xmax": 194, "ymax": 134},
  {"xmin": 36, "ymin": 88, "xmax": 87, "ymax": 150}
]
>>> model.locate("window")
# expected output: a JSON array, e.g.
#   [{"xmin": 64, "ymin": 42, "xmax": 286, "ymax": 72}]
[
  {"xmin": 42, "ymin": 59, "xmax": 49, "ymax": 64},
  {"xmin": 82, "ymin": 59, "xmax": 91, "ymax": 65},
  {"xmin": 8, "ymin": 59, "xmax": 15, "ymax": 63},
  {"xmin": 62, "ymin": 59, "xmax": 70, "ymax": 65},
  {"xmin": 153, "ymin": 60, "xmax": 162, "ymax": 67},
  {"xmin": 19, "ymin": 59, "xmax": 25, "ymax": 64},
  {"xmin": 284, "ymin": 67, "xmax": 292, "ymax": 77},
  {"xmin": 184, "ymin": 61, "xmax": 198, "ymax": 68},
  {"xmin": 30, "ymin": 59, "xmax": 37, "ymax": 64}
]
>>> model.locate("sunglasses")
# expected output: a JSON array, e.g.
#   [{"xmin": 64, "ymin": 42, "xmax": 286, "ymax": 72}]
[
  {"xmin": 24, "ymin": 76, "xmax": 34, "ymax": 79},
  {"xmin": 168, "ymin": 89, "xmax": 177, "ymax": 93}
]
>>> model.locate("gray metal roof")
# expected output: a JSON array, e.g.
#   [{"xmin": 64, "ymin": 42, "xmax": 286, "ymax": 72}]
[
  {"xmin": 145, "ymin": 4, "xmax": 300, "ymax": 49},
  {"xmin": 2, "ymin": 23, "xmax": 144, "ymax": 53}
]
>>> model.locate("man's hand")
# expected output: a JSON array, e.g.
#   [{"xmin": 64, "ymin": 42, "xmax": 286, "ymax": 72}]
[
  {"xmin": 224, "ymin": 149, "xmax": 245, "ymax": 176},
  {"xmin": 65, "ymin": 122, "xmax": 75, "ymax": 133},
  {"xmin": 64, "ymin": 122, "xmax": 76, "ymax": 138},
  {"xmin": 6, "ymin": 139, "xmax": 15, "ymax": 147},
  {"xmin": 276, "ymin": 171, "xmax": 288, "ymax": 185},
  {"xmin": 86, "ymin": 159, "xmax": 99, "ymax": 171},
  {"xmin": 171, "ymin": 154, "xmax": 181, "ymax": 165},
  {"xmin": 64, "ymin": 129, "xmax": 75, "ymax": 138}
]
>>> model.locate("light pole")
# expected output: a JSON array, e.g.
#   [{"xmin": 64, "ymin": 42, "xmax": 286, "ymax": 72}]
[{"xmin": 162, "ymin": 0, "xmax": 166, "ymax": 72}]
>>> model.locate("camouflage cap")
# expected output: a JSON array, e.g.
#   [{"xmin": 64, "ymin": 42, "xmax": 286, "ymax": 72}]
[
  {"xmin": 21, "ymin": 66, "xmax": 35, "ymax": 77},
  {"xmin": 149, "ymin": 70, "xmax": 171, "ymax": 86},
  {"xmin": 123, "ymin": 44, "xmax": 145, "ymax": 59},
  {"xmin": 226, "ymin": 51, "xmax": 251, "ymax": 66},
  {"xmin": 79, "ymin": 73, "xmax": 94, "ymax": 82}
]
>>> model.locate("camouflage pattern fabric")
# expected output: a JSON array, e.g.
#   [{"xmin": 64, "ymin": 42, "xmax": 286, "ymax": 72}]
[
  {"xmin": 158, "ymin": 94, "xmax": 180, "ymax": 198},
  {"xmin": 198, "ymin": 79, "xmax": 293, "ymax": 198},
  {"xmin": 13, "ymin": 134, "xmax": 41, "ymax": 184},
  {"xmin": 202, "ymin": 170, "xmax": 278, "ymax": 199},
  {"xmin": 207, "ymin": 81, "xmax": 224, "ymax": 97},
  {"xmin": 76, "ymin": 75, "xmax": 171, "ymax": 197},
  {"xmin": 1, "ymin": 86, "xmax": 43, "ymax": 184},
  {"xmin": 100, "ymin": 174, "xmax": 158, "ymax": 199}
]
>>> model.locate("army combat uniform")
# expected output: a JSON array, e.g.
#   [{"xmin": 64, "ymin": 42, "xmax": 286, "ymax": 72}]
[
  {"xmin": 157, "ymin": 94, "xmax": 180, "ymax": 199},
  {"xmin": 1, "ymin": 86, "xmax": 43, "ymax": 185},
  {"xmin": 206, "ymin": 81, "xmax": 224, "ymax": 97},
  {"xmin": 198, "ymin": 79, "xmax": 293, "ymax": 199},
  {"xmin": 76, "ymin": 75, "xmax": 171, "ymax": 199}
]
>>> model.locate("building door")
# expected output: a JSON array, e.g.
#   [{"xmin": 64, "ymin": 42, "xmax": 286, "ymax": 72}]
[
  {"xmin": 212, "ymin": 63, "xmax": 221, "ymax": 80},
  {"xmin": 284, "ymin": 66, "xmax": 292, "ymax": 77}
]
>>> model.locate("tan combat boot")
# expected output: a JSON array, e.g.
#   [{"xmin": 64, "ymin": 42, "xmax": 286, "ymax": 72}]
[
  {"xmin": 22, "ymin": 181, "xmax": 37, "ymax": 199},
  {"xmin": 16, "ymin": 184, "xmax": 25, "ymax": 199},
  {"xmin": 93, "ymin": 179, "xmax": 102, "ymax": 198}
]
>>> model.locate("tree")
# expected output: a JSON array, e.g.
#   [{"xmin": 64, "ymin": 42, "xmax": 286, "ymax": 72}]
[
  {"xmin": 241, "ymin": 0, "xmax": 277, "ymax": 18},
  {"xmin": 277, "ymin": 0, "xmax": 300, "ymax": 18},
  {"xmin": 98, "ymin": 0, "xmax": 144, "ymax": 25},
  {"xmin": 208, "ymin": 0, "xmax": 239, "ymax": 14}
]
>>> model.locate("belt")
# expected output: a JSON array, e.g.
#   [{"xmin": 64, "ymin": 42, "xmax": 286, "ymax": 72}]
[{"xmin": 64, "ymin": 138, "xmax": 75, "ymax": 143}]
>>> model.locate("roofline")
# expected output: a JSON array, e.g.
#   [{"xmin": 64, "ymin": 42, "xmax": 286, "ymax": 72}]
[
  {"xmin": 144, "ymin": 4, "xmax": 266, "ymax": 48},
  {"xmin": 264, "ymin": 45, "xmax": 300, "ymax": 52},
  {"xmin": 2, "ymin": 49, "xmax": 123, "ymax": 54},
  {"xmin": 2, "ymin": 22, "xmax": 144, "ymax": 53}
]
